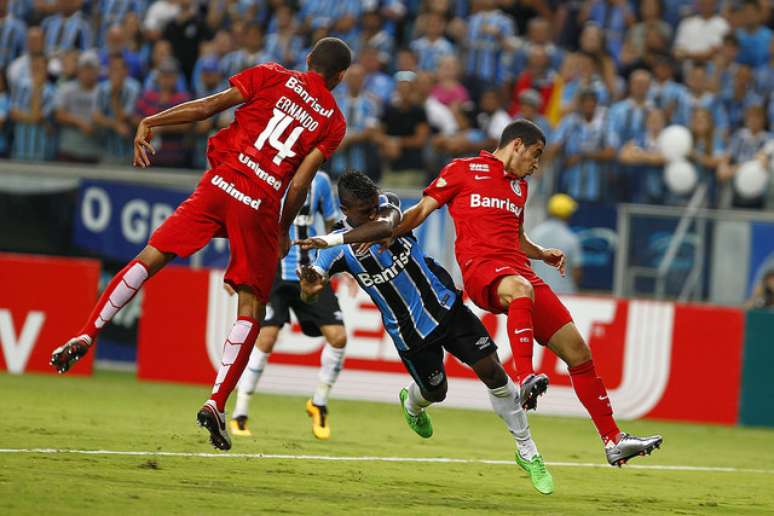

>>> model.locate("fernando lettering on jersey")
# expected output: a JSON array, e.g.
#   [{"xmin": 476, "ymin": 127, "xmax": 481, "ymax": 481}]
[
  {"xmin": 469, "ymin": 193, "xmax": 522, "ymax": 217},
  {"xmin": 211, "ymin": 175, "xmax": 262, "ymax": 210}
]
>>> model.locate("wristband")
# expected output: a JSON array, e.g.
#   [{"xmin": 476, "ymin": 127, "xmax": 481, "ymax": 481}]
[{"xmin": 318, "ymin": 232, "xmax": 344, "ymax": 247}]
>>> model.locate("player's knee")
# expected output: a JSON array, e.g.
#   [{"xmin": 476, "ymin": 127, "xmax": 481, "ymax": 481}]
[
  {"xmin": 499, "ymin": 275, "xmax": 534, "ymax": 305},
  {"xmin": 328, "ymin": 332, "xmax": 347, "ymax": 349},
  {"xmin": 564, "ymin": 335, "xmax": 592, "ymax": 367}
]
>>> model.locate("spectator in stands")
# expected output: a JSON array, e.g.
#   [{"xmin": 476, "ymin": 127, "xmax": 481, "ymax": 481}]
[
  {"xmin": 410, "ymin": 11, "xmax": 454, "ymax": 72},
  {"xmin": 578, "ymin": 0, "xmax": 636, "ymax": 63},
  {"xmin": 607, "ymin": 69, "xmax": 652, "ymax": 153},
  {"xmin": 0, "ymin": 0, "xmax": 27, "ymax": 70},
  {"xmin": 557, "ymin": 51, "xmax": 610, "ymax": 119},
  {"xmin": 122, "ymin": 12, "xmax": 149, "ymax": 68},
  {"xmin": 430, "ymin": 55, "xmax": 471, "ymax": 110},
  {"xmin": 720, "ymin": 65, "xmax": 762, "ymax": 131},
  {"xmin": 415, "ymin": 70, "xmax": 458, "ymax": 139},
  {"xmin": 507, "ymin": 45, "xmax": 555, "ymax": 117},
  {"xmin": 96, "ymin": 0, "xmax": 146, "ymax": 45},
  {"xmin": 735, "ymin": 0, "xmax": 773, "ymax": 69},
  {"xmin": 93, "ymin": 53, "xmax": 140, "ymax": 163},
  {"xmin": 359, "ymin": 45, "xmax": 394, "ymax": 108},
  {"xmin": 505, "ymin": 16, "xmax": 564, "ymax": 81},
  {"xmin": 647, "ymin": 53, "xmax": 683, "ymax": 120},
  {"xmin": 143, "ymin": 0, "xmax": 179, "ymax": 40},
  {"xmin": 54, "ymin": 50, "xmax": 100, "ymax": 163},
  {"xmin": 99, "ymin": 23, "xmax": 143, "ymax": 80},
  {"xmin": 511, "ymin": 88, "xmax": 551, "ymax": 140},
  {"xmin": 354, "ymin": 9, "xmax": 394, "ymax": 61},
  {"xmin": 134, "ymin": 57, "xmax": 191, "ymax": 168},
  {"xmin": 191, "ymin": 56, "xmax": 223, "ymax": 170},
  {"xmin": 674, "ymin": 0, "xmax": 729, "ymax": 64},
  {"xmin": 617, "ymin": 107, "xmax": 667, "ymax": 204},
  {"xmin": 745, "ymin": 270, "xmax": 774, "ymax": 310},
  {"xmin": 263, "ymin": 5, "xmax": 303, "ymax": 68},
  {"xmin": 331, "ymin": 63, "xmax": 380, "ymax": 180},
  {"xmin": 530, "ymin": 193, "xmax": 582, "ymax": 294},
  {"xmin": 687, "ymin": 107, "xmax": 725, "ymax": 205},
  {"xmin": 7, "ymin": 24, "xmax": 43, "ymax": 90},
  {"xmin": 718, "ymin": 105, "xmax": 771, "ymax": 209},
  {"xmin": 473, "ymin": 87, "xmax": 511, "ymax": 147},
  {"xmin": 623, "ymin": 0, "xmax": 672, "ymax": 60},
  {"xmin": 710, "ymin": 34, "xmax": 741, "ymax": 95},
  {"xmin": 463, "ymin": 0, "xmax": 516, "ymax": 92},
  {"xmin": 672, "ymin": 64, "xmax": 728, "ymax": 131},
  {"xmin": 329, "ymin": 0, "xmax": 362, "ymax": 50},
  {"xmin": 10, "ymin": 55, "xmax": 55, "ymax": 161},
  {"xmin": 56, "ymin": 48, "xmax": 80, "ymax": 84},
  {"xmin": 162, "ymin": 0, "xmax": 213, "ymax": 83},
  {"xmin": 42, "ymin": 0, "xmax": 94, "ymax": 56},
  {"xmin": 619, "ymin": 6, "xmax": 672, "ymax": 78},
  {"xmin": 143, "ymin": 38, "xmax": 186, "ymax": 92},
  {"xmin": 220, "ymin": 22, "xmax": 269, "ymax": 78},
  {"xmin": 374, "ymin": 70, "xmax": 430, "ymax": 187},
  {"xmin": 578, "ymin": 23, "xmax": 620, "ymax": 101},
  {"xmin": 0, "ymin": 73, "xmax": 8, "ymax": 157},
  {"xmin": 548, "ymin": 88, "xmax": 616, "ymax": 202},
  {"xmin": 395, "ymin": 46, "xmax": 418, "ymax": 72}
]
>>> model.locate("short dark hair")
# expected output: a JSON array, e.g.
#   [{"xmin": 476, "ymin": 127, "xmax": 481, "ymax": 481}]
[
  {"xmin": 497, "ymin": 119, "xmax": 545, "ymax": 149},
  {"xmin": 308, "ymin": 37, "xmax": 352, "ymax": 81},
  {"xmin": 338, "ymin": 170, "xmax": 379, "ymax": 203}
]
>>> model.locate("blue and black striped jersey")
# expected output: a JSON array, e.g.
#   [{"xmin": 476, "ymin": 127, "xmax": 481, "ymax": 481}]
[{"xmin": 312, "ymin": 193, "xmax": 458, "ymax": 351}]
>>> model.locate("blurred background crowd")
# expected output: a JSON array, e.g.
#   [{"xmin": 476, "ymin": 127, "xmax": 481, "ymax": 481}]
[{"xmin": 1, "ymin": 0, "xmax": 774, "ymax": 210}]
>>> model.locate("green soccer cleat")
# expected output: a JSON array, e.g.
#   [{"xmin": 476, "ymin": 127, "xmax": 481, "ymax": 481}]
[
  {"xmin": 399, "ymin": 388, "xmax": 433, "ymax": 438},
  {"xmin": 515, "ymin": 453, "xmax": 554, "ymax": 495}
]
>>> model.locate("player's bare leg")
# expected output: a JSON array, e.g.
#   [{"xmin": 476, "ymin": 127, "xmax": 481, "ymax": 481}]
[
  {"xmin": 547, "ymin": 322, "xmax": 663, "ymax": 466},
  {"xmin": 305, "ymin": 324, "xmax": 347, "ymax": 440},
  {"xmin": 50, "ymin": 245, "xmax": 175, "ymax": 373},
  {"xmin": 470, "ymin": 353, "xmax": 553, "ymax": 494},
  {"xmin": 497, "ymin": 275, "xmax": 549, "ymax": 409},
  {"xmin": 198, "ymin": 287, "xmax": 264, "ymax": 451},
  {"xmin": 231, "ymin": 325, "xmax": 280, "ymax": 436}
]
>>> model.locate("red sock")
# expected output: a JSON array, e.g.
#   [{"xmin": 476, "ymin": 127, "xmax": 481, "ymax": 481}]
[
  {"xmin": 507, "ymin": 297, "xmax": 535, "ymax": 383},
  {"xmin": 79, "ymin": 259, "xmax": 149, "ymax": 342},
  {"xmin": 210, "ymin": 316, "xmax": 260, "ymax": 412},
  {"xmin": 569, "ymin": 360, "xmax": 621, "ymax": 444}
]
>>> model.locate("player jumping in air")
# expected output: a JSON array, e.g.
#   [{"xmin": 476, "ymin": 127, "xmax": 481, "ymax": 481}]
[
  {"xmin": 391, "ymin": 120, "xmax": 662, "ymax": 467},
  {"xmin": 231, "ymin": 170, "xmax": 348, "ymax": 440},
  {"xmin": 295, "ymin": 171, "xmax": 554, "ymax": 495},
  {"xmin": 49, "ymin": 38, "xmax": 352, "ymax": 451}
]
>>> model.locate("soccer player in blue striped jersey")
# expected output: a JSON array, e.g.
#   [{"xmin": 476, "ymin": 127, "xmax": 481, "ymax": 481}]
[
  {"xmin": 295, "ymin": 171, "xmax": 554, "ymax": 495},
  {"xmin": 231, "ymin": 170, "xmax": 349, "ymax": 441}
]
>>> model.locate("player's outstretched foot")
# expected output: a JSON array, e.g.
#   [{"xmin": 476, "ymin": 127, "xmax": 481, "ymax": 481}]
[
  {"xmin": 50, "ymin": 336, "xmax": 92, "ymax": 374},
  {"xmin": 515, "ymin": 452, "xmax": 554, "ymax": 495},
  {"xmin": 519, "ymin": 373, "xmax": 549, "ymax": 411},
  {"xmin": 305, "ymin": 400, "xmax": 331, "ymax": 440},
  {"xmin": 399, "ymin": 388, "xmax": 433, "ymax": 438},
  {"xmin": 197, "ymin": 400, "xmax": 232, "ymax": 451},
  {"xmin": 229, "ymin": 415, "xmax": 252, "ymax": 437},
  {"xmin": 606, "ymin": 432, "xmax": 663, "ymax": 467}
]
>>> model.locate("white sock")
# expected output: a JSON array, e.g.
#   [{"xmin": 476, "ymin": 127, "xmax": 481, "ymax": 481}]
[
  {"xmin": 312, "ymin": 344, "xmax": 345, "ymax": 406},
  {"xmin": 488, "ymin": 379, "xmax": 539, "ymax": 461},
  {"xmin": 233, "ymin": 348, "xmax": 269, "ymax": 418},
  {"xmin": 404, "ymin": 382, "xmax": 432, "ymax": 416}
]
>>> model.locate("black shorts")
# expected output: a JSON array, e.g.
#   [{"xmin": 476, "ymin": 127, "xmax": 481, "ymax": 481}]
[
  {"xmin": 263, "ymin": 274, "xmax": 344, "ymax": 337},
  {"xmin": 399, "ymin": 301, "xmax": 497, "ymax": 394}
]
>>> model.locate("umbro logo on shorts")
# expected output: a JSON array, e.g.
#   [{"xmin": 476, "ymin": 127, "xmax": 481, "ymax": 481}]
[
  {"xmin": 428, "ymin": 370, "xmax": 445, "ymax": 386},
  {"xmin": 474, "ymin": 337, "xmax": 490, "ymax": 350}
]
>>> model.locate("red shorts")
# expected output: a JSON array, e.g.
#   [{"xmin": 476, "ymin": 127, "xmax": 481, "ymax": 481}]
[
  {"xmin": 462, "ymin": 259, "xmax": 573, "ymax": 345},
  {"xmin": 149, "ymin": 167, "xmax": 280, "ymax": 303}
]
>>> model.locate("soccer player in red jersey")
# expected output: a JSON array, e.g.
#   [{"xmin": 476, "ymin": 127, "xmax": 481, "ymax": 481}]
[
  {"xmin": 49, "ymin": 37, "xmax": 352, "ymax": 451},
  {"xmin": 393, "ymin": 120, "xmax": 663, "ymax": 466}
]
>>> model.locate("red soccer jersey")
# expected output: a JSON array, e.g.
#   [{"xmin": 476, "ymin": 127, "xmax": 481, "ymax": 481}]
[
  {"xmin": 423, "ymin": 150, "xmax": 532, "ymax": 272},
  {"xmin": 207, "ymin": 63, "xmax": 346, "ymax": 207}
]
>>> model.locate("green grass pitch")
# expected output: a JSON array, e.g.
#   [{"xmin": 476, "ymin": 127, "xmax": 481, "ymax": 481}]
[{"xmin": 1, "ymin": 371, "xmax": 773, "ymax": 515}]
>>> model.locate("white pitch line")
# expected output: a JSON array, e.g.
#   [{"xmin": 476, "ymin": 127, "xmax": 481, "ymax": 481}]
[{"xmin": 1, "ymin": 448, "xmax": 773, "ymax": 475}]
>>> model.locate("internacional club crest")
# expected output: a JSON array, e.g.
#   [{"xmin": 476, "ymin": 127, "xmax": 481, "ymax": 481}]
[{"xmin": 511, "ymin": 180, "xmax": 522, "ymax": 196}]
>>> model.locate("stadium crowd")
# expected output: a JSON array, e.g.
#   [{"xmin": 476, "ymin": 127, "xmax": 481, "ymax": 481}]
[{"xmin": 0, "ymin": 0, "xmax": 773, "ymax": 208}]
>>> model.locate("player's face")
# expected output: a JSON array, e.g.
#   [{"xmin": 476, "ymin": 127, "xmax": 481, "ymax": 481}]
[
  {"xmin": 507, "ymin": 140, "xmax": 544, "ymax": 178},
  {"xmin": 341, "ymin": 194, "xmax": 379, "ymax": 227}
]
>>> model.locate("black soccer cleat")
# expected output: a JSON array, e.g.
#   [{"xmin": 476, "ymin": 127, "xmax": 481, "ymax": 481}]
[
  {"xmin": 50, "ymin": 336, "xmax": 91, "ymax": 374},
  {"xmin": 519, "ymin": 373, "xmax": 550, "ymax": 411},
  {"xmin": 606, "ymin": 433, "xmax": 663, "ymax": 467},
  {"xmin": 197, "ymin": 400, "xmax": 232, "ymax": 451}
]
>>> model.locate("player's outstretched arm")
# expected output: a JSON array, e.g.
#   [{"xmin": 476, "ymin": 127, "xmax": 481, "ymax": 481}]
[
  {"xmin": 133, "ymin": 87, "xmax": 245, "ymax": 168},
  {"xmin": 519, "ymin": 225, "xmax": 567, "ymax": 277},
  {"xmin": 278, "ymin": 148, "xmax": 328, "ymax": 255},
  {"xmin": 295, "ymin": 206, "xmax": 400, "ymax": 250},
  {"xmin": 394, "ymin": 195, "xmax": 439, "ymax": 237}
]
